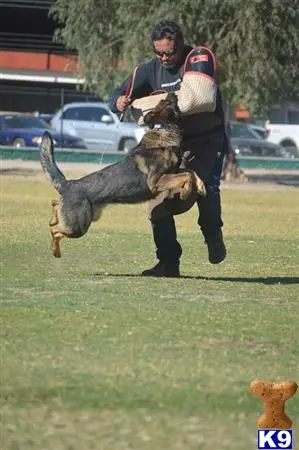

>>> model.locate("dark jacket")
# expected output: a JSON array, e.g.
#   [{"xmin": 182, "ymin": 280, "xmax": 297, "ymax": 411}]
[{"xmin": 108, "ymin": 45, "xmax": 226, "ymax": 138}]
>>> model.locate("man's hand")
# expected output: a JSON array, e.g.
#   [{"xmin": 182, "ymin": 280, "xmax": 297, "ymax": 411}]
[{"xmin": 116, "ymin": 96, "xmax": 131, "ymax": 112}]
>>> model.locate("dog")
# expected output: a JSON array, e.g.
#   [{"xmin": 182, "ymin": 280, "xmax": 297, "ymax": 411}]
[{"xmin": 40, "ymin": 94, "xmax": 206, "ymax": 258}]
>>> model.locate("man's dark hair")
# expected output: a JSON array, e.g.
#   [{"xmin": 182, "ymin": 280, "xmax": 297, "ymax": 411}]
[{"xmin": 150, "ymin": 21, "xmax": 184, "ymax": 45}]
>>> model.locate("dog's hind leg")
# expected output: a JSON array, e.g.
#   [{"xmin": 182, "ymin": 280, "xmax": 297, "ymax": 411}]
[
  {"xmin": 49, "ymin": 199, "xmax": 64, "ymax": 257},
  {"xmin": 51, "ymin": 229, "xmax": 64, "ymax": 258},
  {"xmin": 48, "ymin": 199, "xmax": 65, "ymax": 258},
  {"xmin": 49, "ymin": 199, "xmax": 59, "ymax": 226}
]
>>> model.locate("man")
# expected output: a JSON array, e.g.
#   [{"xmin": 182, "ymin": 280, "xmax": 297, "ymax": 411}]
[{"xmin": 109, "ymin": 20, "xmax": 227, "ymax": 278}]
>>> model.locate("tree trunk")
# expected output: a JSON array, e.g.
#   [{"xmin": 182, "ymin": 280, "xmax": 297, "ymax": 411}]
[{"xmin": 221, "ymin": 143, "xmax": 248, "ymax": 182}]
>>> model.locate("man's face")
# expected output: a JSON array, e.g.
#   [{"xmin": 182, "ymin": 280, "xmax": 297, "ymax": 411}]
[{"xmin": 153, "ymin": 38, "xmax": 182, "ymax": 69}]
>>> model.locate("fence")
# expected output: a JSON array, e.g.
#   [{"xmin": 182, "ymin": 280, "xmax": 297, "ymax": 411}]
[{"xmin": 1, "ymin": 146, "xmax": 299, "ymax": 170}]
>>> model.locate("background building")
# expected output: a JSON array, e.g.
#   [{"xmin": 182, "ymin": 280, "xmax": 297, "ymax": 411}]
[{"xmin": 0, "ymin": 0, "xmax": 100, "ymax": 113}]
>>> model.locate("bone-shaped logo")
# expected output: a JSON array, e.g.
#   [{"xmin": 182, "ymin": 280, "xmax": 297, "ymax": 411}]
[{"xmin": 250, "ymin": 380, "xmax": 298, "ymax": 429}]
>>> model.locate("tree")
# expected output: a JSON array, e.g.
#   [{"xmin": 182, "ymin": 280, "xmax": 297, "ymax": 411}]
[
  {"xmin": 50, "ymin": 0, "xmax": 299, "ymax": 180},
  {"xmin": 51, "ymin": 0, "xmax": 299, "ymax": 115}
]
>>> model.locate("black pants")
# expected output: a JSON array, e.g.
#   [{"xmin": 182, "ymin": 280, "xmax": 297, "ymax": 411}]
[{"xmin": 150, "ymin": 140, "xmax": 225, "ymax": 264}]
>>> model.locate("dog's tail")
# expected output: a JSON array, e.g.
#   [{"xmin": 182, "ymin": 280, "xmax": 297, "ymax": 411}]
[{"xmin": 40, "ymin": 131, "xmax": 67, "ymax": 194}]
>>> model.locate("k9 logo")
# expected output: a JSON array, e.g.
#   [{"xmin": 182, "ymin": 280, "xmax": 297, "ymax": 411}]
[{"xmin": 257, "ymin": 430, "xmax": 293, "ymax": 449}]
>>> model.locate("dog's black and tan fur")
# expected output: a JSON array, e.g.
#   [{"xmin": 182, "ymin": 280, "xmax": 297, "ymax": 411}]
[{"xmin": 40, "ymin": 94, "xmax": 206, "ymax": 257}]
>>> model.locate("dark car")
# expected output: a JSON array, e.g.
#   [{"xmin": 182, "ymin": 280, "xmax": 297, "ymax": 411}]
[
  {"xmin": 0, "ymin": 112, "xmax": 87, "ymax": 149},
  {"xmin": 228, "ymin": 121, "xmax": 292, "ymax": 158},
  {"xmin": 248, "ymin": 123, "xmax": 270, "ymax": 140}
]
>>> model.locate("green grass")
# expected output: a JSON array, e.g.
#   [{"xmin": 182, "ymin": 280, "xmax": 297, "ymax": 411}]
[{"xmin": 1, "ymin": 170, "xmax": 299, "ymax": 449}]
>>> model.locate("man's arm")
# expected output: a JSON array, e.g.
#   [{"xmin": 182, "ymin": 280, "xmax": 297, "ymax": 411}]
[
  {"xmin": 108, "ymin": 64, "xmax": 153, "ymax": 113},
  {"xmin": 130, "ymin": 48, "xmax": 219, "ymax": 125},
  {"xmin": 108, "ymin": 77, "xmax": 131, "ymax": 113},
  {"xmin": 175, "ymin": 46, "xmax": 218, "ymax": 115}
]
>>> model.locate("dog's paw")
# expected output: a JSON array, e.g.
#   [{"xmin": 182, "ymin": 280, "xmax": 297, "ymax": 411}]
[{"xmin": 195, "ymin": 178, "xmax": 206, "ymax": 197}]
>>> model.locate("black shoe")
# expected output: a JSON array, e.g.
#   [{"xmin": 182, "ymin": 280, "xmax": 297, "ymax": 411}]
[
  {"xmin": 206, "ymin": 231, "xmax": 227, "ymax": 264},
  {"xmin": 141, "ymin": 262, "xmax": 180, "ymax": 278}
]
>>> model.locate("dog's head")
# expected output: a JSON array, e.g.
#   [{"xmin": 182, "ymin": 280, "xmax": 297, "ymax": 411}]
[{"xmin": 143, "ymin": 93, "xmax": 180, "ymax": 128}]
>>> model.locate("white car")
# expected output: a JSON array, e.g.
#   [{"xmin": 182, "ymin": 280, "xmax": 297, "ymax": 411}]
[
  {"xmin": 50, "ymin": 102, "xmax": 146, "ymax": 152},
  {"xmin": 265, "ymin": 123, "xmax": 299, "ymax": 157}
]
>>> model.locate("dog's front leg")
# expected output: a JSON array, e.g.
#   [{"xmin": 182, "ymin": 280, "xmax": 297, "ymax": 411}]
[
  {"xmin": 148, "ymin": 190, "xmax": 171, "ymax": 218},
  {"xmin": 147, "ymin": 171, "xmax": 164, "ymax": 194},
  {"xmin": 153, "ymin": 172, "xmax": 193, "ymax": 200},
  {"xmin": 192, "ymin": 171, "xmax": 206, "ymax": 197}
]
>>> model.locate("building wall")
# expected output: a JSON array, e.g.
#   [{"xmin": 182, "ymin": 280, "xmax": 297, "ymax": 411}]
[
  {"xmin": 0, "ymin": 51, "xmax": 78, "ymax": 73},
  {"xmin": 0, "ymin": 0, "xmax": 97, "ymax": 113}
]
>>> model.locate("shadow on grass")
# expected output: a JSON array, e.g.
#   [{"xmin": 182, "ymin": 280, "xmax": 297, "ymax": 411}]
[
  {"xmin": 180, "ymin": 275, "xmax": 299, "ymax": 284},
  {"xmin": 91, "ymin": 274, "xmax": 299, "ymax": 285},
  {"xmin": 1, "ymin": 168, "xmax": 38, "ymax": 176}
]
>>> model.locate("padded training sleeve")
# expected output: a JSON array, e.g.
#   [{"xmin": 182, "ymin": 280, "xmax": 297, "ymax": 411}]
[
  {"xmin": 176, "ymin": 47, "xmax": 217, "ymax": 115},
  {"xmin": 131, "ymin": 93, "xmax": 168, "ymax": 125}
]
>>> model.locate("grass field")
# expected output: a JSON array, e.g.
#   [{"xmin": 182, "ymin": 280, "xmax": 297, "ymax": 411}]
[{"xmin": 1, "ymin": 167, "xmax": 299, "ymax": 450}]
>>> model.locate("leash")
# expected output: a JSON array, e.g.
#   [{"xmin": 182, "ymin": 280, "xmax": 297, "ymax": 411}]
[{"xmin": 119, "ymin": 66, "xmax": 138, "ymax": 122}]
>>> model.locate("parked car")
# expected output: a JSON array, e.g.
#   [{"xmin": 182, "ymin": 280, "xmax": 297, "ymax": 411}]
[
  {"xmin": 248, "ymin": 123, "xmax": 270, "ymax": 140},
  {"xmin": 227, "ymin": 121, "xmax": 293, "ymax": 158},
  {"xmin": 50, "ymin": 102, "xmax": 146, "ymax": 152},
  {"xmin": 265, "ymin": 123, "xmax": 299, "ymax": 157},
  {"xmin": 38, "ymin": 113, "xmax": 55, "ymax": 125},
  {"xmin": 0, "ymin": 112, "xmax": 87, "ymax": 149}
]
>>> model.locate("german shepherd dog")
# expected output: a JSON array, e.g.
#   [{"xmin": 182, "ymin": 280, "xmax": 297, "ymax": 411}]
[{"xmin": 40, "ymin": 93, "xmax": 206, "ymax": 258}]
